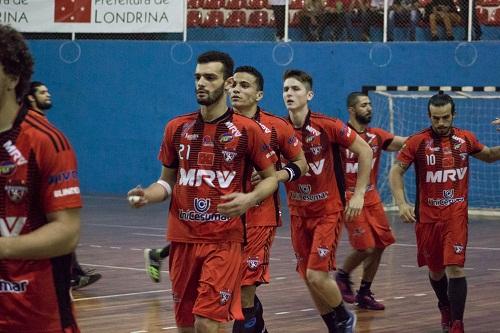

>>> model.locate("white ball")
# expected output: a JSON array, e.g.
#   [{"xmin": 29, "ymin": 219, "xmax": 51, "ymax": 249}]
[{"xmin": 128, "ymin": 195, "xmax": 142, "ymax": 204}]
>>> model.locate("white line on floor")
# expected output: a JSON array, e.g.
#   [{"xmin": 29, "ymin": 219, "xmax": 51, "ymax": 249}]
[
  {"xmin": 74, "ymin": 289, "xmax": 171, "ymax": 301},
  {"xmin": 79, "ymin": 263, "xmax": 169, "ymax": 273}
]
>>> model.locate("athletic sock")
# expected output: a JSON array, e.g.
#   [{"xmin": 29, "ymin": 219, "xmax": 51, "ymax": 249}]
[
  {"xmin": 321, "ymin": 311, "xmax": 337, "ymax": 333},
  {"xmin": 333, "ymin": 302, "xmax": 349, "ymax": 323},
  {"xmin": 337, "ymin": 269, "xmax": 350, "ymax": 279},
  {"xmin": 254, "ymin": 295, "xmax": 267, "ymax": 333},
  {"xmin": 233, "ymin": 307, "xmax": 256, "ymax": 333},
  {"xmin": 448, "ymin": 277, "xmax": 467, "ymax": 321},
  {"xmin": 159, "ymin": 244, "xmax": 170, "ymax": 259},
  {"xmin": 429, "ymin": 274, "xmax": 450, "ymax": 307},
  {"xmin": 359, "ymin": 280, "xmax": 372, "ymax": 295}
]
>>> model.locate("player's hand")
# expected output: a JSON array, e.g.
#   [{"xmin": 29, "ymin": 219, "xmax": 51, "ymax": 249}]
[
  {"xmin": 217, "ymin": 192, "xmax": 255, "ymax": 217},
  {"xmin": 492, "ymin": 117, "xmax": 500, "ymax": 131},
  {"xmin": 344, "ymin": 193, "xmax": 364, "ymax": 222},
  {"xmin": 127, "ymin": 186, "xmax": 148, "ymax": 208},
  {"xmin": 251, "ymin": 170, "xmax": 262, "ymax": 186},
  {"xmin": 397, "ymin": 202, "xmax": 416, "ymax": 223}
]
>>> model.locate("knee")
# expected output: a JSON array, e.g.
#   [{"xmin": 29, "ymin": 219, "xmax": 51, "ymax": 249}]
[
  {"xmin": 359, "ymin": 247, "xmax": 376, "ymax": 255},
  {"xmin": 446, "ymin": 265, "xmax": 465, "ymax": 278},
  {"xmin": 305, "ymin": 269, "xmax": 326, "ymax": 287},
  {"xmin": 194, "ymin": 316, "xmax": 218, "ymax": 332},
  {"xmin": 429, "ymin": 269, "xmax": 446, "ymax": 281}
]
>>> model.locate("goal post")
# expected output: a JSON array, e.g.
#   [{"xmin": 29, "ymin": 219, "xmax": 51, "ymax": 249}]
[{"xmin": 366, "ymin": 88, "xmax": 500, "ymax": 214}]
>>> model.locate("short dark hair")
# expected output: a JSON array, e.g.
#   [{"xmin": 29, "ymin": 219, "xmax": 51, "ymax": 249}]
[
  {"xmin": 197, "ymin": 51, "xmax": 234, "ymax": 80},
  {"xmin": 234, "ymin": 65, "xmax": 264, "ymax": 91},
  {"xmin": 0, "ymin": 24, "xmax": 34, "ymax": 101},
  {"xmin": 428, "ymin": 91, "xmax": 455, "ymax": 116},
  {"xmin": 283, "ymin": 69, "xmax": 313, "ymax": 91},
  {"xmin": 347, "ymin": 92, "xmax": 368, "ymax": 108},
  {"xmin": 23, "ymin": 81, "xmax": 45, "ymax": 105}
]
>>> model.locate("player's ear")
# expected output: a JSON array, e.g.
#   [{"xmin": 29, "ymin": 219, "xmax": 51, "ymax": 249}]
[
  {"xmin": 307, "ymin": 90, "xmax": 314, "ymax": 101},
  {"xmin": 224, "ymin": 77, "xmax": 234, "ymax": 91},
  {"xmin": 256, "ymin": 91, "xmax": 264, "ymax": 102}
]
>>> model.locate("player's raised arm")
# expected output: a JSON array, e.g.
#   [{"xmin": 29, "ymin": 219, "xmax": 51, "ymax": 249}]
[
  {"xmin": 344, "ymin": 134, "xmax": 373, "ymax": 222},
  {"xmin": 389, "ymin": 161, "xmax": 416, "ymax": 223},
  {"xmin": 472, "ymin": 145, "xmax": 500, "ymax": 163}
]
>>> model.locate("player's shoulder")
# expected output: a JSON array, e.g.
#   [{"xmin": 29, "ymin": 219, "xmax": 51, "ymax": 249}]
[
  {"xmin": 406, "ymin": 128, "xmax": 432, "ymax": 144},
  {"xmin": 310, "ymin": 112, "xmax": 343, "ymax": 127},
  {"xmin": 22, "ymin": 110, "xmax": 72, "ymax": 153},
  {"xmin": 368, "ymin": 127, "xmax": 392, "ymax": 136},
  {"xmin": 452, "ymin": 127, "xmax": 476, "ymax": 139},
  {"xmin": 167, "ymin": 111, "xmax": 198, "ymax": 125}
]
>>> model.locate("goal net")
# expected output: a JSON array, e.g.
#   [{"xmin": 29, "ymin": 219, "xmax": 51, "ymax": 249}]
[{"xmin": 368, "ymin": 89, "xmax": 500, "ymax": 213}]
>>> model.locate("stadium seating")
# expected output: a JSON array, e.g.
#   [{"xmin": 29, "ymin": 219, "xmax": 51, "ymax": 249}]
[
  {"xmin": 289, "ymin": 0, "xmax": 305, "ymax": 9},
  {"xmin": 247, "ymin": 0, "xmax": 268, "ymax": 9},
  {"xmin": 225, "ymin": 10, "xmax": 247, "ymax": 26},
  {"xmin": 203, "ymin": 0, "xmax": 224, "ymax": 9},
  {"xmin": 490, "ymin": 8, "xmax": 500, "ymax": 25},
  {"xmin": 188, "ymin": 0, "xmax": 204, "ymax": 8},
  {"xmin": 225, "ymin": 0, "xmax": 246, "ymax": 9},
  {"xmin": 187, "ymin": 10, "xmax": 203, "ymax": 27},
  {"xmin": 202, "ymin": 10, "xmax": 225, "ymax": 27},
  {"xmin": 247, "ymin": 10, "xmax": 269, "ymax": 26}
]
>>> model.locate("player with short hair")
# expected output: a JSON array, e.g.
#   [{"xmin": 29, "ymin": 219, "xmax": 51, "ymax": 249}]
[
  {"xmin": 0, "ymin": 24, "xmax": 82, "ymax": 332},
  {"xmin": 24, "ymin": 81, "xmax": 52, "ymax": 114},
  {"xmin": 389, "ymin": 92, "xmax": 500, "ymax": 333},
  {"xmin": 128, "ymin": 51, "xmax": 278, "ymax": 333},
  {"xmin": 23, "ymin": 81, "xmax": 102, "ymax": 290},
  {"xmin": 335, "ymin": 92, "xmax": 406, "ymax": 310},
  {"xmin": 282, "ymin": 70, "xmax": 373, "ymax": 333},
  {"xmin": 228, "ymin": 65, "xmax": 308, "ymax": 333}
]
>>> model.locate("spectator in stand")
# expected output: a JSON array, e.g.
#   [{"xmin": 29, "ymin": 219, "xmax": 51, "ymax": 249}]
[
  {"xmin": 270, "ymin": 0, "xmax": 287, "ymax": 41},
  {"xmin": 345, "ymin": 0, "xmax": 369, "ymax": 40},
  {"xmin": 458, "ymin": 0, "xmax": 481, "ymax": 40},
  {"xmin": 299, "ymin": 0, "xmax": 346, "ymax": 41},
  {"xmin": 388, "ymin": 0, "xmax": 421, "ymax": 41},
  {"xmin": 428, "ymin": 0, "xmax": 461, "ymax": 40}
]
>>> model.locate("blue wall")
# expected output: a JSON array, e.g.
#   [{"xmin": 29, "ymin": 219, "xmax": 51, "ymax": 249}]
[{"xmin": 28, "ymin": 41, "xmax": 500, "ymax": 195}]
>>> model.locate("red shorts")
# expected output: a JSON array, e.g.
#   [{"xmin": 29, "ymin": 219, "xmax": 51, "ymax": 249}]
[
  {"xmin": 415, "ymin": 218, "xmax": 468, "ymax": 272},
  {"xmin": 241, "ymin": 226, "xmax": 276, "ymax": 286},
  {"xmin": 290, "ymin": 213, "xmax": 343, "ymax": 279},
  {"xmin": 169, "ymin": 241, "xmax": 244, "ymax": 326},
  {"xmin": 344, "ymin": 202, "xmax": 395, "ymax": 250}
]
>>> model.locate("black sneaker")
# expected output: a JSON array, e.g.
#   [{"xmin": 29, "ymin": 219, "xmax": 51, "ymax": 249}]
[
  {"xmin": 144, "ymin": 248, "xmax": 162, "ymax": 283},
  {"xmin": 335, "ymin": 309, "xmax": 357, "ymax": 333},
  {"xmin": 72, "ymin": 272, "xmax": 102, "ymax": 290}
]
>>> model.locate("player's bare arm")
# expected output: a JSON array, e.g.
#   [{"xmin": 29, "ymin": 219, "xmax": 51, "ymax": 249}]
[
  {"xmin": 472, "ymin": 145, "xmax": 500, "ymax": 163},
  {"xmin": 0, "ymin": 208, "xmax": 80, "ymax": 260},
  {"xmin": 345, "ymin": 134, "xmax": 373, "ymax": 222},
  {"xmin": 389, "ymin": 161, "xmax": 416, "ymax": 223},
  {"xmin": 218, "ymin": 165, "xmax": 278, "ymax": 217},
  {"xmin": 386, "ymin": 135, "xmax": 408, "ymax": 152},
  {"xmin": 128, "ymin": 166, "xmax": 176, "ymax": 208}
]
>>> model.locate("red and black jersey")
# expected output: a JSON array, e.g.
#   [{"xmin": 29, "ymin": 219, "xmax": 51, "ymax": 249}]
[
  {"xmin": 341, "ymin": 126, "xmax": 394, "ymax": 206},
  {"xmin": 0, "ymin": 106, "xmax": 81, "ymax": 333},
  {"xmin": 396, "ymin": 127, "xmax": 484, "ymax": 223},
  {"xmin": 283, "ymin": 111, "xmax": 357, "ymax": 217},
  {"xmin": 246, "ymin": 108, "xmax": 303, "ymax": 227},
  {"xmin": 159, "ymin": 109, "xmax": 276, "ymax": 243}
]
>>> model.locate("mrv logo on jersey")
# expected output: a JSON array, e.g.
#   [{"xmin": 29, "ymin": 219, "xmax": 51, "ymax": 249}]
[
  {"xmin": 179, "ymin": 168, "xmax": 236, "ymax": 188},
  {"xmin": 426, "ymin": 167, "xmax": 467, "ymax": 183},
  {"xmin": 178, "ymin": 198, "xmax": 229, "ymax": 222}
]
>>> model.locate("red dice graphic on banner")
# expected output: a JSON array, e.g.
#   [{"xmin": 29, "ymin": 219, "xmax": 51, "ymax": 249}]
[{"xmin": 54, "ymin": 0, "xmax": 92, "ymax": 23}]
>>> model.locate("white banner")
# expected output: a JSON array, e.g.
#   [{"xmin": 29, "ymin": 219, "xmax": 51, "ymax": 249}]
[{"xmin": 1, "ymin": 0, "xmax": 185, "ymax": 33}]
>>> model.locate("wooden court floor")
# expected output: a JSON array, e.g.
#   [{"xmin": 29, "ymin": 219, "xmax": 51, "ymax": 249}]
[{"xmin": 73, "ymin": 196, "xmax": 500, "ymax": 333}]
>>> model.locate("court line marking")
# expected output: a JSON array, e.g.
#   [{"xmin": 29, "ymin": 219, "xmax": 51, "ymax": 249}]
[
  {"xmin": 79, "ymin": 263, "xmax": 169, "ymax": 273},
  {"xmin": 133, "ymin": 233, "xmax": 164, "ymax": 237},
  {"xmin": 74, "ymin": 289, "xmax": 171, "ymax": 302}
]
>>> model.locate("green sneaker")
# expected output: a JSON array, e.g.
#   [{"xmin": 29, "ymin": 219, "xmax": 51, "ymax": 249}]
[{"xmin": 144, "ymin": 248, "xmax": 162, "ymax": 283}]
